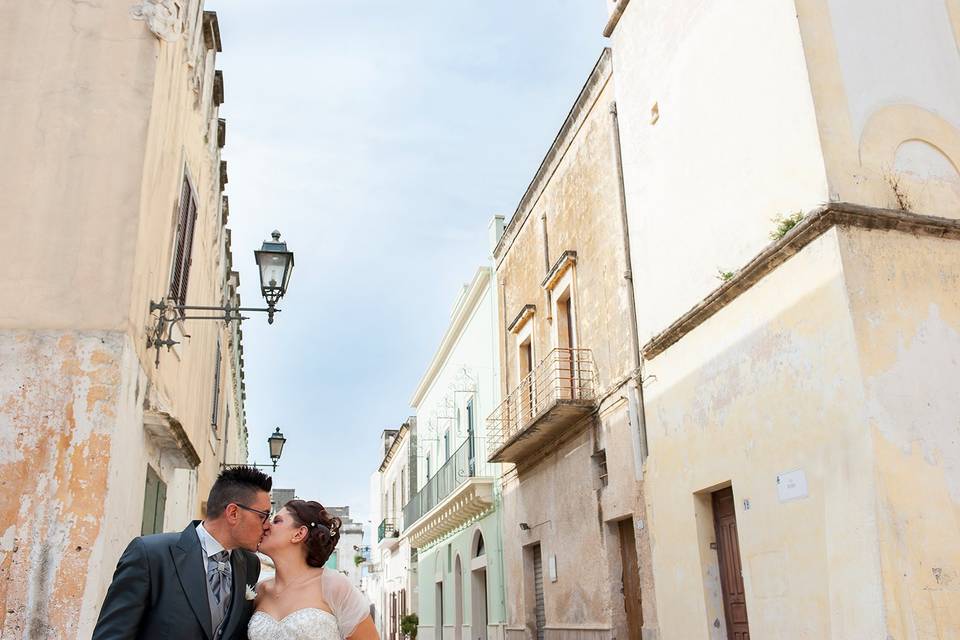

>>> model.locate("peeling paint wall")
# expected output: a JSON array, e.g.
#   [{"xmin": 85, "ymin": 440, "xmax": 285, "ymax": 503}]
[
  {"xmin": 839, "ymin": 228, "xmax": 960, "ymax": 638},
  {"xmin": 0, "ymin": 2, "xmax": 249, "ymax": 637},
  {"xmin": 638, "ymin": 224, "xmax": 960, "ymax": 639}
]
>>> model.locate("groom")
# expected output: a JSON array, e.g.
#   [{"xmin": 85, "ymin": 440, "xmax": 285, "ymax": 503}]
[{"xmin": 93, "ymin": 466, "xmax": 273, "ymax": 639}]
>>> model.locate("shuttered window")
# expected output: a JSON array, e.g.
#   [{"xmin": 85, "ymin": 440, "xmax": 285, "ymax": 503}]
[
  {"xmin": 141, "ymin": 465, "xmax": 167, "ymax": 535},
  {"xmin": 210, "ymin": 338, "xmax": 221, "ymax": 430},
  {"xmin": 170, "ymin": 174, "xmax": 198, "ymax": 306}
]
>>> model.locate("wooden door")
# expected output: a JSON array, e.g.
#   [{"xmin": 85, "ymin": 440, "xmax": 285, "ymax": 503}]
[
  {"xmin": 618, "ymin": 519, "xmax": 643, "ymax": 640},
  {"xmin": 532, "ymin": 545, "xmax": 546, "ymax": 640},
  {"xmin": 713, "ymin": 488, "xmax": 750, "ymax": 640}
]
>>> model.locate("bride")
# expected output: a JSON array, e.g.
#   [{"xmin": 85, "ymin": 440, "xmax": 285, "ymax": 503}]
[{"xmin": 249, "ymin": 500, "xmax": 379, "ymax": 640}]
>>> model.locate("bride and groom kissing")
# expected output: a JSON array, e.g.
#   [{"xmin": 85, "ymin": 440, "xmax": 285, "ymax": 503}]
[{"xmin": 93, "ymin": 466, "xmax": 378, "ymax": 640}]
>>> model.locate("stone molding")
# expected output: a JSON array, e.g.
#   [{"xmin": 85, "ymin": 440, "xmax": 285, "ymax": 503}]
[
  {"xmin": 129, "ymin": 0, "xmax": 182, "ymax": 42},
  {"xmin": 642, "ymin": 203, "xmax": 960, "ymax": 359},
  {"xmin": 143, "ymin": 409, "xmax": 201, "ymax": 468}
]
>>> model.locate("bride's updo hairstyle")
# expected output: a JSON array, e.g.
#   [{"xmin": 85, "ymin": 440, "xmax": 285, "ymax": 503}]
[{"xmin": 283, "ymin": 500, "xmax": 342, "ymax": 567}]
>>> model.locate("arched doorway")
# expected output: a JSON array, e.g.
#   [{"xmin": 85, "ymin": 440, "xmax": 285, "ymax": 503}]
[
  {"xmin": 454, "ymin": 555, "xmax": 464, "ymax": 640},
  {"xmin": 470, "ymin": 530, "xmax": 488, "ymax": 640}
]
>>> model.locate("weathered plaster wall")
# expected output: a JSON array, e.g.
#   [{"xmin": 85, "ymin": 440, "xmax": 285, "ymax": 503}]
[
  {"xmin": 641, "ymin": 229, "xmax": 886, "ymax": 639},
  {"xmin": 838, "ymin": 228, "xmax": 960, "ymax": 638},
  {"xmin": 608, "ymin": 0, "xmax": 829, "ymax": 344},
  {"xmin": 0, "ymin": 332, "xmax": 141, "ymax": 638},
  {"xmin": 496, "ymin": 67, "xmax": 634, "ymax": 398},
  {"xmin": 795, "ymin": 0, "xmax": 960, "ymax": 217},
  {"xmin": 0, "ymin": 2, "xmax": 247, "ymax": 636},
  {"xmin": 500, "ymin": 426, "xmax": 610, "ymax": 638},
  {"xmin": 495, "ymin": 55, "xmax": 656, "ymax": 640},
  {"xmin": 0, "ymin": 1, "xmax": 157, "ymax": 330}
]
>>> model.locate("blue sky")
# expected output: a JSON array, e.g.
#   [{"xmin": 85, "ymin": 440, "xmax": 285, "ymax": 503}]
[{"xmin": 208, "ymin": 1, "xmax": 607, "ymax": 523}]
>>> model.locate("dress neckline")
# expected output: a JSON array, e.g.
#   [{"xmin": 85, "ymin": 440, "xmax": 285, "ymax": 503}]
[{"xmin": 253, "ymin": 608, "xmax": 337, "ymax": 624}]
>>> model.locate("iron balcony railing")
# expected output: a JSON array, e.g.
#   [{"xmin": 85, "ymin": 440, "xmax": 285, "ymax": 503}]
[
  {"xmin": 487, "ymin": 347, "xmax": 596, "ymax": 453},
  {"xmin": 403, "ymin": 436, "xmax": 495, "ymax": 527},
  {"xmin": 377, "ymin": 518, "xmax": 398, "ymax": 543}
]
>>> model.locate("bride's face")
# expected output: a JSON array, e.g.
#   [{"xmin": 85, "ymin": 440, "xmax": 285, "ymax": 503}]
[{"xmin": 259, "ymin": 507, "xmax": 307, "ymax": 555}]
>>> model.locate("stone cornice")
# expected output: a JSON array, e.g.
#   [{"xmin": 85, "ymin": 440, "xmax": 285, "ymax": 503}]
[
  {"xmin": 602, "ymin": 0, "xmax": 631, "ymax": 38},
  {"xmin": 642, "ymin": 203, "xmax": 960, "ymax": 359},
  {"xmin": 409, "ymin": 268, "xmax": 491, "ymax": 408},
  {"xmin": 493, "ymin": 49, "xmax": 613, "ymax": 264}
]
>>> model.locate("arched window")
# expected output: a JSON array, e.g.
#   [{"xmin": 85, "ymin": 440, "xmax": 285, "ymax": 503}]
[{"xmin": 473, "ymin": 530, "xmax": 485, "ymax": 558}]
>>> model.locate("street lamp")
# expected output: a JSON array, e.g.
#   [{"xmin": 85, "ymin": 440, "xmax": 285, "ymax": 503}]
[
  {"xmin": 254, "ymin": 231, "xmax": 294, "ymax": 324},
  {"xmin": 267, "ymin": 427, "xmax": 286, "ymax": 470},
  {"xmin": 146, "ymin": 230, "xmax": 295, "ymax": 367},
  {"xmin": 222, "ymin": 427, "xmax": 288, "ymax": 472}
]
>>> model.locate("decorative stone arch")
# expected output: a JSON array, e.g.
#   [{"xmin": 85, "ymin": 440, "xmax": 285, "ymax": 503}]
[{"xmin": 860, "ymin": 105, "xmax": 960, "ymax": 177}]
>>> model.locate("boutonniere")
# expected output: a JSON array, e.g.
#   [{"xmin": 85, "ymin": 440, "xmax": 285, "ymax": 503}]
[{"xmin": 245, "ymin": 584, "xmax": 257, "ymax": 601}]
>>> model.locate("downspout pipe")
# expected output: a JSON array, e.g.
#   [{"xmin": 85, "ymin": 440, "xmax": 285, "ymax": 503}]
[{"xmin": 609, "ymin": 100, "xmax": 650, "ymax": 468}]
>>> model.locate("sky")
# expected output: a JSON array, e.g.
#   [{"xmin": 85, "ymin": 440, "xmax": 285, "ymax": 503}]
[{"xmin": 207, "ymin": 0, "xmax": 608, "ymax": 525}]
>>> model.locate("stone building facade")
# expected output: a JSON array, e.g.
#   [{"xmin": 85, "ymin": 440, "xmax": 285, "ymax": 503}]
[
  {"xmin": 0, "ymin": 2, "xmax": 250, "ymax": 637},
  {"xmin": 604, "ymin": 0, "xmax": 960, "ymax": 638},
  {"xmin": 489, "ymin": 50, "xmax": 656, "ymax": 640}
]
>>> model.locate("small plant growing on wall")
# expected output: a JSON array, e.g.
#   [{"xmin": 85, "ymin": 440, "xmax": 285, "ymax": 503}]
[
  {"xmin": 769, "ymin": 211, "xmax": 805, "ymax": 241},
  {"xmin": 353, "ymin": 554, "xmax": 365, "ymax": 567},
  {"xmin": 885, "ymin": 170, "xmax": 913, "ymax": 212},
  {"xmin": 716, "ymin": 268, "xmax": 735, "ymax": 283},
  {"xmin": 401, "ymin": 613, "xmax": 419, "ymax": 640}
]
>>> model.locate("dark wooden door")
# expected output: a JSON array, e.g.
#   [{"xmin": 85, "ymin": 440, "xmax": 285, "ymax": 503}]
[
  {"xmin": 618, "ymin": 519, "xmax": 643, "ymax": 640},
  {"xmin": 713, "ymin": 488, "xmax": 750, "ymax": 640}
]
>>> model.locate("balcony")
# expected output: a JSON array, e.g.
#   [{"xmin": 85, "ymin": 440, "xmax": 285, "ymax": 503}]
[
  {"xmin": 402, "ymin": 437, "xmax": 495, "ymax": 548},
  {"xmin": 377, "ymin": 518, "xmax": 399, "ymax": 550},
  {"xmin": 487, "ymin": 347, "xmax": 596, "ymax": 463}
]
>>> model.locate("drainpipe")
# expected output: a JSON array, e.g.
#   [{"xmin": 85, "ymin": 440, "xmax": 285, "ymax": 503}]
[
  {"xmin": 609, "ymin": 101, "xmax": 649, "ymax": 474},
  {"xmin": 541, "ymin": 213, "xmax": 553, "ymax": 322}
]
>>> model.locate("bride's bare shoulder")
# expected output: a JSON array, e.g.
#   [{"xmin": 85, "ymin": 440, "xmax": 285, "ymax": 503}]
[{"xmin": 257, "ymin": 578, "xmax": 278, "ymax": 597}]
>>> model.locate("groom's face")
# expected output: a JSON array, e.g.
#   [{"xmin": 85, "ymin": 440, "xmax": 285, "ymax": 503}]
[{"xmin": 232, "ymin": 490, "xmax": 272, "ymax": 551}]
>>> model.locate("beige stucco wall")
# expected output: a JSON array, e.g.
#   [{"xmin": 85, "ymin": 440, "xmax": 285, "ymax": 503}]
[
  {"xmin": 0, "ymin": 2, "xmax": 247, "ymax": 637},
  {"xmin": 838, "ymin": 228, "xmax": 960, "ymax": 638},
  {"xmin": 607, "ymin": 0, "xmax": 829, "ymax": 345},
  {"xmin": 794, "ymin": 0, "xmax": 960, "ymax": 218},
  {"xmin": 639, "ymin": 223, "xmax": 960, "ymax": 639}
]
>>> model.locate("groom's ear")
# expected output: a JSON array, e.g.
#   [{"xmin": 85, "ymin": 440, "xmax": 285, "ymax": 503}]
[{"xmin": 223, "ymin": 503, "xmax": 239, "ymax": 523}]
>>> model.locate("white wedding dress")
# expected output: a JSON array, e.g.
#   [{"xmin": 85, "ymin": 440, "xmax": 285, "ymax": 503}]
[
  {"xmin": 248, "ymin": 608, "xmax": 341, "ymax": 640},
  {"xmin": 248, "ymin": 569, "xmax": 371, "ymax": 640}
]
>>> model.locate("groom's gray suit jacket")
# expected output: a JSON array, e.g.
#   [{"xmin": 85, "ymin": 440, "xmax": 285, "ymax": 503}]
[{"xmin": 92, "ymin": 521, "xmax": 260, "ymax": 640}]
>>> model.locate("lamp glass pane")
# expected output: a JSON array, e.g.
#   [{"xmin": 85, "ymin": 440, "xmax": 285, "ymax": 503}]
[
  {"xmin": 269, "ymin": 433, "xmax": 286, "ymax": 459},
  {"xmin": 259, "ymin": 254, "xmax": 287, "ymax": 290}
]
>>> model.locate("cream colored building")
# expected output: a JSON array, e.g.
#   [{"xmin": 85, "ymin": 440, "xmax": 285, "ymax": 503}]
[
  {"xmin": 489, "ymin": 50, "xmax": 656, "ymax": 640},
  {"xmin": 373, "ymin": 422, "xmax": 418, "ymax": 640},
  {"xmin": 604, "ymin": 0, "xmax": 960, "ymax": 638},
  {"xmin": 404, "ymin": 265, "xmax": 507, "ymax": 640},
  {"xmin": 0, "ymin": 2, "xmax": 254, "ymax": 637}
]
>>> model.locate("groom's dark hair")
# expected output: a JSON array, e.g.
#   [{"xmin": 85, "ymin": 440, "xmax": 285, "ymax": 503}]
[{"xmin": 206, "ymin": 466, "xmax": 273, "ymax": 518}]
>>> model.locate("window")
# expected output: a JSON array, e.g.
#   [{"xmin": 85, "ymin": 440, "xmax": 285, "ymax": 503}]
[
  {"xmin": 141, "ymin": 466, "xmax": 167, "ymax": 535},
  {"xmin": 170, "ymin": 173, "xmax": 198, "ymax": 306},
  {"xmin": 210, "ymin": 338, "xmax": 221, "ymax": 430},
  {"xmin": 443, "ymin": 430, "xmax": 451, "ymax": 461},
  {"xmin": 425, "ymin": 453, "xmax": 431, "ymax": 480},
  {"xmin": 401, "ymin": 467, "xmax": 406, "ymax": 506}
]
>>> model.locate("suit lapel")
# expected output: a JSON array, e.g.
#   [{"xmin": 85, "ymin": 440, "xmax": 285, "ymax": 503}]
[
  {"xmin": 219, "ymin": 550, "xmax": 250, "ymax": 640},
  {"xmin": 172, "ymin": 521, "xmax": 213, "ymax": 640}
]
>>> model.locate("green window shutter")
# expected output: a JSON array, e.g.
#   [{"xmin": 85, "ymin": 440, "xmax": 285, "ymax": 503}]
[{"xmin": 141, "ymin": 466, "xmax": 168, "ymax": 535}]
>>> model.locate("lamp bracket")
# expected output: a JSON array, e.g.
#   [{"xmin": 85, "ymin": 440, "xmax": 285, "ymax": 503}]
[{"xmin": 147, "ymin": 298, "xmax": 281, "ymax": 368}]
